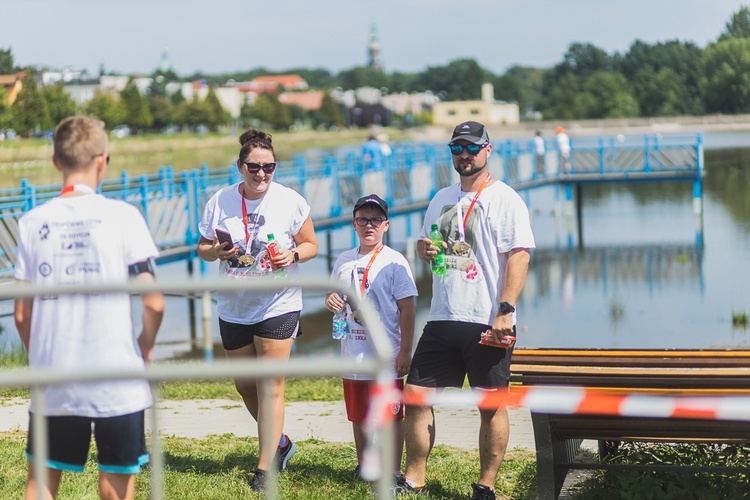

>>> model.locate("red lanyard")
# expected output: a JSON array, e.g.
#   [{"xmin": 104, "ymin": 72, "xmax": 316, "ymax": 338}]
[
  {"xmin": 359, "ymin": 245, "xmax": 383, "ymax": 296},
  {"xmin": 60, "ymin": 184, "xmax": 95, "ymax": 196},
  {"xmin": 239, "ymin": 184, "xmax": 262, "ymax": 246},
  {"xmin": 462, "ymin": 173, "xmax": 492, "ymax": 230}
]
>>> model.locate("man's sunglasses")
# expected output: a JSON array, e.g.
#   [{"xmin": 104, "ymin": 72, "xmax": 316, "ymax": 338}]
[
  {"xmin": 354, "ymin": 217, "xmax": 387, "ymax": 228},
  {"xmin": 243, "ymin": 161, "xmax": 277, "ymax": 174},
  {"xmin": 448, "ymin": 143, "xmax": 489, "ymax": 156}
]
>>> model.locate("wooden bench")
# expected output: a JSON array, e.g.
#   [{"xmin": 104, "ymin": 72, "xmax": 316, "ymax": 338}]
[{"xmin": 509, "ymin": 348, "xmax": 750, "ymax": 499}]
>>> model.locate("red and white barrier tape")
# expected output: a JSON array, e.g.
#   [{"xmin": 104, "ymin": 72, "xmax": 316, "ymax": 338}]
[{"xmin": 401, "ymin": 386, "xmax": 750, "ymax": 422}]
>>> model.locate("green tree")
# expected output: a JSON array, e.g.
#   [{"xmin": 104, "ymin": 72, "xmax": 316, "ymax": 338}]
[
  {"xmin": 620, "ymin": 39, "xmax": 703, "ymax": 116},
  {"xmin": 559, "ymin": 42, "xmax": 613, "ymax": 80},
  {"xmin": 720, "ymin": 5, "xmax": 750, "ymax": 40},
  {"xmin": 580, "ymin": 71, "xmax": 638, "ymax": 118},
  {"xmin": 337, "ymin": 66, "xmax": 389, "ymax": 91},
  {"xmin": 540, "ymin": 71, "xmax": 586, "ymax": 119},
  {"xmin": 120, "ymin": 80, "xmax": 153, "ymax": 130},
  {"xmin": 244, "ymin": 93, "xmax": 292, "ymax": 131},
  {"xmin": 147, "ymin": 94, "xmax": 174, "ymax": 131},
  {"xmin": 83, "ymin": 92, "xmax": 127, "ymax": 129},
  {"xmin": 11, "ymin": 72, "xmax": 52, "ymax": 136},
  {"xmin": 492, "ymin": 65, "xmax": 546, "ymax": 112},
  {"xmin": 204, "ymin": 89, "xmax": 231, "ymax": 130},
  {"xmin": 0, "ymin": 86, "xmax": 13, "ymax": 129},
  {"xmin": 0, "ymin": 48, "xmax": 14, "ymax": 74},
  {"xmin": 414, "ymin": 59, "xmax": 489, "ymax": 100},
  {"xmin": 700, "ymin": 38, "xmax": 750, "ymax": 113},
  {"xmin": 318, "ymin": 92, "xmax": 342, "ymax": 127},
  {"xmin": 40, "ymin": 83, "xmax": 77, "ymax": 125}
]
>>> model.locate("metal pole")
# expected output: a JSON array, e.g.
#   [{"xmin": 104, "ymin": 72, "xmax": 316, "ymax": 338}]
[{"xmin": 202, "ymin": 291, "xmax": 213, "ymax": 362}]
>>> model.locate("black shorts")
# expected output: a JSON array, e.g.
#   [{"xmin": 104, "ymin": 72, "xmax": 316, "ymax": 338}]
[
  {"xmin": 26, "ymin": 410, "xmax": 148, "ymax": 474},
  {"xmin": 406, "ymin": 321, "xmax": 514, "ymax": 389},
  {"xmin": 219, "ymin": 311, "xmax": 301, "ymax": 351}
]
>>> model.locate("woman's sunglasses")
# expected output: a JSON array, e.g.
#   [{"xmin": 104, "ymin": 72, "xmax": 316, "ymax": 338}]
[
  {"xmin": 243, "ymin": 161, "xmax": 277, "ymax": 174},
  {"xmin": 448, "ymin": 143, "xmax": 489, "ymax": 156}
]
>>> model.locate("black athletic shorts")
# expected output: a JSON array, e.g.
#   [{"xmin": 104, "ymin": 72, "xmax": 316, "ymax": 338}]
[
  {"xmin": 26, "ymin": 410, "xmax": 148, "ymax": 474},
  {"xmin": 219, "ymin": 311, "xmax": 301, "ymax": 351},
  {"xmin": 406, "ymin": 320, "xmax": 514, "ymax": 389}
]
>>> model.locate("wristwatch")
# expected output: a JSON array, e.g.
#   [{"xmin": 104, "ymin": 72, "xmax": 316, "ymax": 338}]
[
  {"xmin": 293, "ymin": 250, "xmax": 300, "ymax": 263},
  {"xmin": 497, "ymin": 302, "xmax": 515, "ymax": 316}
]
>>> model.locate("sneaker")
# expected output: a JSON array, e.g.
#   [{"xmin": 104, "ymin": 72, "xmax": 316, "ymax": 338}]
[
  {"xmin": 393, "ymin": 475, "xmax": 426, "ymax": 496},
  {"xmin": 471, "ymin": 483, "xmax": 496, "ymax": 500},
  {"xmin": 250, "ymin": 468, "xmax": 267, "ymax": 492},
  {"xmin": 276, "ymin": 435, "xmax": 296, "ymax": 472}
]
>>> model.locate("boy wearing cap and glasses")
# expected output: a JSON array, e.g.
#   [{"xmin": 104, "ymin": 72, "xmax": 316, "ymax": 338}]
[
  {"xmin": 395, "ymin": 121, "xmax": 535, "ymax": 499},
  {"xmin": 325, "ymin": 194, "xmax": 417, "ymax": 480}
]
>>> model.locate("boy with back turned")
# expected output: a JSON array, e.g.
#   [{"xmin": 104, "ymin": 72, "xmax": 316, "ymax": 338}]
[{"xmin": 14, "ymin": 116, "xmax": 165, "ymax": 499}]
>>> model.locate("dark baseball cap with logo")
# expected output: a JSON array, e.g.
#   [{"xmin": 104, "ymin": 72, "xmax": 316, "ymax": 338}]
[
  {"xmin": 450, "ymin": 121, "xmax": 489, "ymax": 145},
  {"xmin": 353, "ymin": 194, "xmax": 389, "ymax": 218}
]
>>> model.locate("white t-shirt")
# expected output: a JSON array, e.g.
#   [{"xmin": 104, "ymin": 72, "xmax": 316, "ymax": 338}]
[
  {"xmin": 418, "ymin": 180, "xmax": 535, "ymax": 326},
  {"xmin": 557, "ymin": 132, "xmax": 571, "ymax": 158},
  {"xmin": 199, "ymin": 182, "xmax": 310, "ymax": 324},
  {"xmin": 330, "ymin": 245, "xmax": 417, "ymax": 380},
  {"xmin": 15, "ymin": 193, "xmax": 159, "ymax": 417},
  {"xmin": 534, "ymin": 136, "xmax": 545, "ymax": 156}
]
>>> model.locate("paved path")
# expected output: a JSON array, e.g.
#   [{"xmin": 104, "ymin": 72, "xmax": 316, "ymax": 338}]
[{"xmin": 0, "ymin": 398, "xmax": 538, "ymax": 451}]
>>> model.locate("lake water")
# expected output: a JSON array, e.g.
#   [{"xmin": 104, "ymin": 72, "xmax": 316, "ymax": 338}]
[{"xmin": 1, "ymin": 131, "xmax": 749, "ymax": 358}]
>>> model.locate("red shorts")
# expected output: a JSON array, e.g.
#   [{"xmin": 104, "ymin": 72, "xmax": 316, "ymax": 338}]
[{"xmin": 343, "ymin": 378, "xmax": 405, "ymax": 422}]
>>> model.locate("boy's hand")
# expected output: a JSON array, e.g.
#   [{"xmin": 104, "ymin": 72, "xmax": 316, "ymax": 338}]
[
  {"xmin": 394, "ymin": 349, "xmax": 412, "ymax": 378},
  {"xmin": 325, "ymin": 292, "xmax": 347, "ymax": 312}
]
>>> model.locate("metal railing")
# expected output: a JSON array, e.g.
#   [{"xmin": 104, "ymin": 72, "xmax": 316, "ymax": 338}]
[
  {"xmin": 0, "ymin": 134, "xmax": 703, "ymax": 277},
  {"xmin": 0, "ymin": 275, "xmax": 397, "ymax": 500}
]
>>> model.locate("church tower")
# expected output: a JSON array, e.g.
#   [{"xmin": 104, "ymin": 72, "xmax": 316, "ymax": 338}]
[{"xmin": 367, "ymin": 21, "xmax": 383, "ymax": 71}]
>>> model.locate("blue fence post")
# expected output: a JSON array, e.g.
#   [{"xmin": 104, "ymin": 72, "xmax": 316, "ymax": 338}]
[
  {"xmin": 293, "ymin": 154, "xmax": 306, "ymax": 197},
  {"xmin": 139, "ymin": 175, "xmax": 149, "ymax": 225},
  {"xmin": 21, "ymin": 179, "xmax": 35, "ymax": 212},
  {"xmin": 599, "ymin": 136, "xmax": 605, "ymax": 175},
  {"xmin": 644, "ymin": 135, "xmax": 651, "ymax": 173},
  {"xmin": 326, "ymin": 155, "xmax": 342, "ymax": 218},
  {"xmin": 120, "ymin": 171, "xmax": 129, "ymax": 198}
]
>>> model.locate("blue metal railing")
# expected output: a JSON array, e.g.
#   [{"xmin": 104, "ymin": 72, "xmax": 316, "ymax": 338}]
[{"xmin": 0, "ymin": 133, "xmax": 703, "ymax": 276}]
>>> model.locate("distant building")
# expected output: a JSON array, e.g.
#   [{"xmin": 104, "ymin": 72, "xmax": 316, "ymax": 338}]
[
  {"xmin": 0, "ymin": 71, "xmax": 25, "ymax": 105},
  {"xmin": 368, "ymin": 21, "xmax": 383, "ymax": 71},
  {"xmin": 382, "ymin": 91, "xmax": 440, "ymax": 117},
  {"xmin": 248, "ymin": 74, "xmax": 308, "ymax": 93},
  {"xmin": 278, "ymin": 90, "xmax": 326, "ymax": 111},
  {"xmin": 432, "ymin": 83, "xmax": 520, "ymax": 126}
]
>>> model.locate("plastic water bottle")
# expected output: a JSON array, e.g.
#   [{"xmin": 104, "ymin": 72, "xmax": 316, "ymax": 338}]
[
  {"xmin": 429, "ymin": 224, "xmax": 446, "ymax": 275},
  {"xmin": 332, "ymin": 294, "xmax": 348, "ymax": 340},
  {"xmin": 266, "ymin": 233, "xmax": 287, "ymax": 279}
]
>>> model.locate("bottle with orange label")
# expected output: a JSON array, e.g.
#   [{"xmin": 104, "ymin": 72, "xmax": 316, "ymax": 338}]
[{"xmin": 266, "ymin": 233, "xmax": 287, "ymax": 279}]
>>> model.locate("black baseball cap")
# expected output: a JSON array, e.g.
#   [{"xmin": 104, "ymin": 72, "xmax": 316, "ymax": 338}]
[
  {"xmin": 450, "ymin": 121, "xmax": 489, "ymax": 145},
  {"xmin": 353, "ymin": 194, "xmax": 388, "ymax": 218}
]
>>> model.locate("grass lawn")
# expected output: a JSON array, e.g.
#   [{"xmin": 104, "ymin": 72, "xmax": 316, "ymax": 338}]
[{"xmin": 0, "ymin": 430, "xmax": 537, "ymax": 499}]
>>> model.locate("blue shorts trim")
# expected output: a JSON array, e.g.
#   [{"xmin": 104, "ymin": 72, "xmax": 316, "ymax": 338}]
[
  {"xmin": 26, "ymin": 452, "xmax": 84, "ymax": 472},
  {"xmin": 100, "ymin": 454, "xmax": 149, "ymax": 474}
]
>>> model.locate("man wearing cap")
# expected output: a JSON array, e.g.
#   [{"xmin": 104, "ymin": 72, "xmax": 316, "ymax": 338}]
[
  {"xmin": 325, "ymin": 194, "xmax": 417, "ymax": 480},
  {"xmin": 395, "ymin": 121, "xmax": 535, "ymax": 499}
]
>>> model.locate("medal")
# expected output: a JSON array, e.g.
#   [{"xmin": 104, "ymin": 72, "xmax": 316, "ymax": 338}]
[
  {"xmin": 452, "ymin": 241, "xmax": 470, "ymax": 256},
  {"xmin": 237, "ymin": 254, "xmax": 255, "ymax": 267},
  {"xmin": 453, "ymin": 173, "xmax": 492, "ymax": 257}
]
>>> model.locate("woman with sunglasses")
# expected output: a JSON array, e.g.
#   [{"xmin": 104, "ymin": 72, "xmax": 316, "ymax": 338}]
[{"xmin": 196, "ymin": 128, "xmax": 318, "ymax": 491}]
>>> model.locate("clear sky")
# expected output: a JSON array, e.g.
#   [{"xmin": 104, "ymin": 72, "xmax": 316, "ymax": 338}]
[{"xmin": 2, "ymin": 0, "xmax": 747, "ymax": 77}]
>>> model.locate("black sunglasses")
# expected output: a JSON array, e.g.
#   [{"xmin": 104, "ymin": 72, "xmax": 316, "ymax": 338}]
[
  {"xmin": 243, "ymin": 161, "xmax": 276, "ymax": 174},
  {"xmin": 448, "ymin": 143, "xmax": 489, "ymax": 156},
  {"xmin": 354, "ymin": 217, "xmax": 387, "ymax": 228}
]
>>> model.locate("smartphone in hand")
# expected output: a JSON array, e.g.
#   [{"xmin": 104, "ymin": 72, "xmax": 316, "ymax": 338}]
[{"xmin": 215, "ymin": 229, "xmax": 234, "ymax": 249}]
